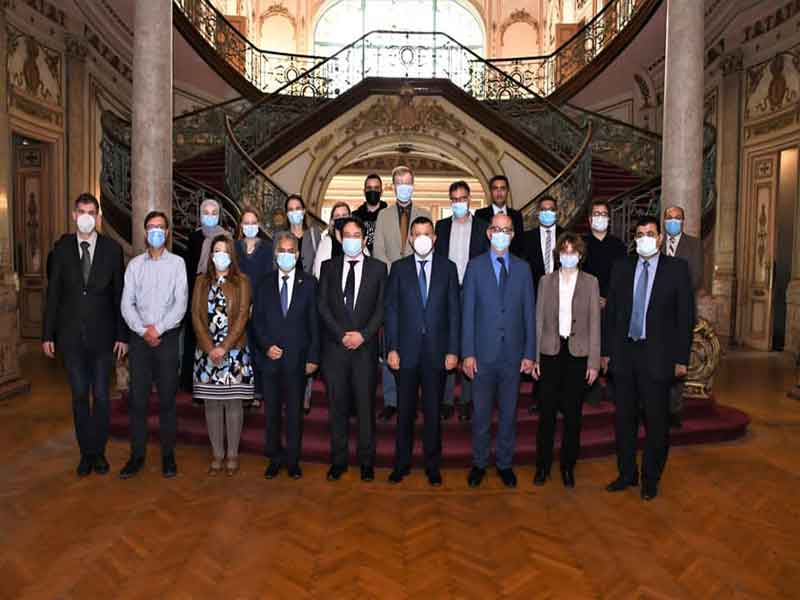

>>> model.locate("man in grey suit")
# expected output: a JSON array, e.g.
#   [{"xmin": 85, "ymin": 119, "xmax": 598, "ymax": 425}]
[
  {"xmin": 373, "ymin": 165, "xmax": 432, "ymax": 421},
  {"xmin": 662, "ymin": 205, "xmax": 702, "ymax": 428}
]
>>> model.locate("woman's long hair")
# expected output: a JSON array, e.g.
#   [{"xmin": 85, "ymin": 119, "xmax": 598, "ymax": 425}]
[{"xmin": 204, "ymin": 234, "xmax": 243, "ymax": 284}]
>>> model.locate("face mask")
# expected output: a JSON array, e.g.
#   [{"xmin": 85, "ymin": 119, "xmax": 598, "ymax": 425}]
[
  {"xmin": 591, "ymin": 216, "xmax": 609, "ymax": 232},
  {"xmin": 364, "ymin": 190, "xmax": 381, "ymax": 206},
  {"xmin": 664, "ymin": 219, "xmax": 683, "ymax": 237},
  {"xmin": 276, "ymin": 252, "xmax": 297, "ymax": 272},
  {"xmin": 333, "ymin": 217, "xmax": 348, "ymax": 232},
  {"xmin": 560, "ymin": 253, "xmax": 580, "ymax": 269},
  {"xmin": 539, "ymin": 210, "xmax": 557, "ymax": 227},
  {"xmin": 201, "ymin": 214, "xmax": 219, "ymax": 229},
  {"xmin": 395, "ymin": 184, "xmax": 413, "ymax": 204},
  {"xmin": 77, "ymin": 213, "xmax": 96, "ymax": 235},
  {"xmin": 412, "ymin": 234, "xmax": 433, "ymax": 257},
  {"xmin": 451, "ymin": 202, "xmax": 468, "ymax": 219},
  {"xmin": 342, "ymin": 237, "xmax": 363, "ymax": 258},
  {"xmin": 212, "ymin": 251, "xmax": 231, "ymax": 272},
  {"xmin": 636, "ymin": 235, "xmax": 658, "ymax": 257},
  {"xmin": 287, "ymin": 210, "xmax": 304, "ymax": 226},
  {"xmin": 147, "ymin": 228, "xmax": 166, "ymax": 249},
  {"xmin": 242, "ymin": 224, "xmax": 259, "ymax": 239},
  {"xmin": 491, "ymin": 232, "xmax": 511, "ymax": 252}
]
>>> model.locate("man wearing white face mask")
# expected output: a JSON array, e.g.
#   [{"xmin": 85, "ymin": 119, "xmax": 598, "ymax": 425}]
[
  {"xmin": 43, "ymin": 193, "xmax": 128, "ymax": 477},
  {"xmin": 602, "ymin": 216, "xmax": 693, "ymax": 501}
]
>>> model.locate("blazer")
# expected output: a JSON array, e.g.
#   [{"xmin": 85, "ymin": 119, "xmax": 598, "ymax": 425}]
[
  {"xmin": 252, "ymin": 270, "xmax": 320, "ymax": 369},
  {"xmin": 191, "ymin": 274, "xmax": 252, "ymax": 354},
  {"xmin": 662, "ymin": 233, "xmax": 704, "ymax": 291},
  {"xmin": 384, "ymin": 253, "xmax": 460, "ymax": 369},
  {"xmin": 522, "ymin": 225, "xmax": 564, "ymax": 288},
  {"xmin": 318, "ymin": 255, "xmax": 388, "ymax": 353},
  {"xmin": 474, "ymin": 205, "xmax": 525, "ymax": 255},
  {"xmin": 433, "ymin": 215, "xmax": 490, "ymax": 263},
  {"xmin": 461, "ymin": 251, "xmax": 536, "ymax": 366},
  {"xmin": 373, "ymin": 203, "xmax": 431, "ymax": 271},
  {"xmin": 43, "ymin": 233, "xmax": 128, "ymax": 353},
  {"xmin": 602, "ymin": 255, "xmax": 694, "ymax": 382},
  {"xmin": 535, "ymin": 270, "xmax": 601, "ymax": 370}
]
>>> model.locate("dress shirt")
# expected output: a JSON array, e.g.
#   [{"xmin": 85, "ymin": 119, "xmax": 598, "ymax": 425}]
[
  {"xmin": 278, "ymin": 268, "xmax": 296, "ymax": 308},
  {"xmin": 666, "ymin": 232, "xmax": 682, "ymax": 256},
  {"xmin": 76, "ymin": 231, "xmax": 98, "ymax": 263},
  {"xmin": 121, "ymin": 249, "xmax": 188, "ymax": 338},
  {"xmin": 490, "ymin": 249, "xmax": 510, "ymax": 284},
  {"xmin": 449, "ymin": 215, "xmax": 472, "ymax": 284},
  {"xmin": 632, "ymin": 252, "xmax": 660, "ymax": 339},
  {"xmin": 540, "ymin": 225, "xmax": 557, "ymax": 274},
  {"xmin": 558, "ymin": 269, "xmax": 578, "ymax": 338},
  {"xmin": 414, "ymin": 253, "xmax": 432, "ymax": 297},
  {"xmin": 491, "ymin": 203, "xmax": 507, "ymax": 216},
  {"xmin": 340, "ymin": 253, "xmax": 365, "ymax": 309}
]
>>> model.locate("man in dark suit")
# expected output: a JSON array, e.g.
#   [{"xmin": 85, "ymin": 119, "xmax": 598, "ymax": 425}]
[
  {"xmin": 254, "ymin": 231, "xmax": 320, "ymax": 480},
  {"xmin": 318, "ymin": 217, "xmax": 388, "ymax": 482},
  {"xmin": 522, "ymin": 195, "xmax": 563, "ymax": 288},
  {"xmin": 462, "ymin": 213, "xmax": 536, "ymax": 488},
  {"xmin": 43, "ymin": 193, "xmax": 128, "ymax": 477},
  {"xmin": 434, "ymin": 180, "xmax": 489, "ymax": 421},
  {"xmin": 603, "ymin": 215, "xmax": 694, "ymax": 501},
  {"xmin": 474, "ymin": 175, "xmax": 524, "ymax": 256},
  {"xmin": 385, "ymin": 217, "xmax": 460, "ymax": 486}
]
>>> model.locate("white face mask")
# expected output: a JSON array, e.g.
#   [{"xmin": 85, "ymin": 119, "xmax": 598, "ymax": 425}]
[
  {"xmin": 77, "ymin": 213, "xmax": 96, "ymax": 235},
  {"xmin": 591, "ymin": 216, "xmax": 609, "ymax": 232},
  {"xmin": 636, "ymin": 235, "xmax": 659, "ymax": 257},
  {"xmin": 412, "ymin": 234, "xmax": 433, "ymax": 257}
]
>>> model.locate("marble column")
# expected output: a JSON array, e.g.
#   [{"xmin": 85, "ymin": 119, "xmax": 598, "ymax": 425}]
[
  {"xmin": 131, "ymin": 0, "xmax": 173, "ymax": 254},
  {"xmin": 660, "ymin": 0, "xmax": 704, "ymax": 236}
]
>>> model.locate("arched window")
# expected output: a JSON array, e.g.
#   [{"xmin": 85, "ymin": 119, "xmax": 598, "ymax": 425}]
[{"xmin": 314, "ymin": 0, "xmax": 484, "ymax": 56}]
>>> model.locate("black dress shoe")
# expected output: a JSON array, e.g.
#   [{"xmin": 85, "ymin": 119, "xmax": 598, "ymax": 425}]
[
  {"xmin": 497, "ymin": 467, "xmax": 517, "ymax": 488},
  {"xmin": 467, "ymin": 466, "xmax": 486, "ymax": 488},
  {"xmin": 426, "ymin": 468, "xmax": 443, "ymax": 487},
  {"xmin": 93, "ymin": 454, "xmax": 110, "ymax": 475},
  {"xmin": 533, "ymin": 467, "xmax": 550, "ymax": 486},
  {"xmin": 379, "ymin": 406, "xmax": 397, "ymax": 422},
  {"xmin": 561, "ymin": 467, "xmax": 575, "ymax": 488},
  {"xmin": 287, "ymin": 464, "xmax": 303, "ymax": 480},
  {"xmin": 388, "ymin": 466, "xmax": 410, "ymax": 484},
  {"xmin": 606, "ymin": 474, "xmax": 639, "ymax": 492},
  {"xmin": 77, "ymin": 455, "xmax": 94, "ymax": 478},
  {"xmin": 264, "ymin": 460, "xmax": 282, "ymax": 479},
  {"xmin": 641, "ymin": 481, "xmax": 658, "ymax": 501},
  {"xmin": 162, "ymin": 454, "xmax": 178, "ymax": 479},
  {"xmin": 440, "ymin": 404, "xmax": 455, "ymax": 421},
  {"xmin": 528, "ymin": 403, "xmax": 538, "ymax": 415},
  {"xmin": 361, "ymin": 465, "xmax": 375, "ymax": 482},
  {"xmin": 327, "ymin": 464, "xmax": 348, "ymax": 481},
  {"xmin": 119, "ymin": 456, "xmax": 145, "ymax": 480},
  {"xmin": 458, "ymin": 402, "xmax": 472, "ymax": 422}
]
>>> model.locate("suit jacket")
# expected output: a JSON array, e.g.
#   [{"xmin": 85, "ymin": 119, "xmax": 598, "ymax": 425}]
[
  {"xmin": 522, "ymin": 225, "xmax": 564, "ymax": 288},
  {"xmin": 462, "ymin": 251, "xmax": 536, "ymax": 366},
  {"xmin": 43, "ymin": 233, "xmax": 128, "ymax": 353},
  {"xmin": 433, "ymin": 215, "xmax": 490, "ymax": 263},
  {"xmin": 535, "ymin": 270, "xmax": 601, "ymax": 370},
  {"xmin": 474, "ymin": 205, "xmax": 525, "ymax": 255},
  {"xmin": 384, "ymin": 253, "xmax": 460, "ymax": 369},
  {"xmin": 318, "ymin": 255, "xmax": 387, "ymax": 354},
  {"xmin": 252, "ymin": 270, "xmax": 320, "ymax": 370},
  {"xmin": 663, "ymin": 233, "xmax": 703, "ymax": 291},
  {"xmin": 191, "ymin": 275, "xmax": 252, "ymax": 353},
  {"xmin": 602, "ymin": 255, "xmax": 694, "ymax": 382},
  {"xmin": 373, "ymin": 203, "xmax": 431, "ymax": 271}
]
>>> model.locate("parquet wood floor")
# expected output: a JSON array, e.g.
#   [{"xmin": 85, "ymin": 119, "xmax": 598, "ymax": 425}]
[{"xmin": 0, "ymin": 349, "xmax": 798, "ymax": 599}]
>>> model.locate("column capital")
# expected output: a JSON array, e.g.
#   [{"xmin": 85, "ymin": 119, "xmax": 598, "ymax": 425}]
[
  {"xmin": 720, "ymin": 50, "xmax": 744, "ymax": 77},
  {"xmin": 64, "ymin": 33, "xmax": 89, "ymax": 62}
]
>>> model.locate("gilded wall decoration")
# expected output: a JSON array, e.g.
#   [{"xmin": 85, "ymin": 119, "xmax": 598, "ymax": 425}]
[
  {"xmin": 84, "ymin": 24, "xmax": 133, "ymax": 83},
  {"xmin": 498, "ymin": 9, "xmax": 540, "ymax": 47},
  {"xmin": 340, "ymin": 96, "xmax": 471, "ymax": 138},
  {"xmin": 7, "ymin": 25, "xmax": 62, "ymax": 106},
  {"xmin": 743, "ymin": 0, "xmax": 800, "ymax": 43},
  {"xmin": 745, "ymin": 48, "xmax": 800, "ymax": 122}
]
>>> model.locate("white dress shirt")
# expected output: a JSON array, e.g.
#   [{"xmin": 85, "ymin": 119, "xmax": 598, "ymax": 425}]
[
  {"xmin": 414, "ymin": 252, "xmax": 432, "ymax": 296},
  {"xmin": 558, "ymin": 269, "xmax": 578, "ymax": 338},
  {"xmin": 540, "ymin": 225, "xmax": 556, "ymax": 274},
  {"xmin": 666, "ymin": 232, "xmax": 682, "ymax": 256},
  {"xmin": 77, "ymin": 232, "xmax": 98, "ymax": 263},
  {"xmin": 492, "ymin": 203, "xmax": 508, "ymax": 216},
  {"xmin": 449, "ymin": 215, "xmax": 472, "ymax": 284},
  {"xmin": 278, "ymin": 268, "xmax": 296, "ymax": 309},
  {"xmin": 340, "ymin": 253, "xmax": 365, "ymax": 309}
]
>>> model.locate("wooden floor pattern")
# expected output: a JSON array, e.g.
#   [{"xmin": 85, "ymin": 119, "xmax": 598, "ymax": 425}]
[{"xmin": 1, "ymin": 349, "xmax": 799, "ymax": 599}]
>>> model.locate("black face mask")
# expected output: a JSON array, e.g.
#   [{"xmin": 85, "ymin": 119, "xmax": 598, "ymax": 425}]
[
  {"xmin": 364, "ymin": 190, "xmax": 381, "ymax": 206},
  {"xmin": 333, "ymin": 217, "xmax": 348, "ymax": 232}
]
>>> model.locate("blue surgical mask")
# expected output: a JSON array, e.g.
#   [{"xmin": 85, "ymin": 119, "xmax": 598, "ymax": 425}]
[
  {"xmin": 539, "ymin": 210, "xmax": 557, "ymax": 227},
  {"xmin": 664, "ymin": 219, "xmax": 683, "ymax": 236},
  {"xmin": 212, "ymin": 251, "xmax": 231, "ymax": 272},
  {"xmin": 560, "ymin": 253, "xmax": 580, "ymax": 269},
  {"xmin": 342, "ymin": 237, "xmax": 363, "ymax": 258},
  {"xmin": 276, "ymin": 252, "xmax": 297, "ymax": 272},
  {"xmin": 287, "ymin": 210, "xmax": 304, "ymax": 226},
  {"xmin": 395, "ymin": 184, "xmax": 413, "ymax": 204},
  {"xmin": 201, "ymin": 214, "xmax": 219, "ymax": 228},
  {"xmin": 491, "ymin": 232, "xmax": 511, "ymax": 252},
  {"xmin": 451, "ymin": 202, "xmax": 468, "ymax": 219},
  {"xmin": 147, "ymin": 228, "xmax": 166, "ymax": 248},
  {"xmin": 242, "ymin": 224, "xmax": 259, "ymax": 239}
]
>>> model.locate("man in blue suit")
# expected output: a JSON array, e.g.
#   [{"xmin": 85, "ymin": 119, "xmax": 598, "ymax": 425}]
[
  {"xmin": 385, "ymin": 217, "xmax": 460, "ymax": 486},
  {"xmin": 462, "ymin": 213, "xmax": 536, "ymax": 488},
  {"xmin": 253, "ymin": 231, "xmax": 320, "ymax": 480}
]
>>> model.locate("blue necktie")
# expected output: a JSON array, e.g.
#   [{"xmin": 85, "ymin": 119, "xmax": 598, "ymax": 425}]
[
  {"xmin": 280, "ymin": 275, "xmax": 289, "ymax": 316},
  {"xmin": 629, "ymin": 260, "xmax": 649, "ymax": 340},
  {"xmin": 418, "ymin": 260, "xmax": 428, "ymax": 307}
]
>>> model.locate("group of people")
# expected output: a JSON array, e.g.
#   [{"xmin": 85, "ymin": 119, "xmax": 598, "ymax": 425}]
[{"xmin": 43, "ymin": 164, "xmax": 701, "ymax": 501}]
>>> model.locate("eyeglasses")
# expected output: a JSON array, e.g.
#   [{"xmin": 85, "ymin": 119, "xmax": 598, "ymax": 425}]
[
  {"xmin": 591, "ymin": 211, "xmax": 609, "ymax": 217},
  {"xmin": 489, "ymin": 227, "xmax": 514, "ymax": 234},
  {"xmin": 450, "ymin": 195, "xmax": 469, "ymax": 202}
]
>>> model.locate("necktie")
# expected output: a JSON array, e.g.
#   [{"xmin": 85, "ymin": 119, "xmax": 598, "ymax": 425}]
[
  {"xmin": 629, "ymin": 260, "xmax": 649, "ymax": 340},
  {"xmin": 280, "ymin": 275, "xmax": 289, "ymax": 316},
  {"xmin": 344, "ymin": 260, "xmax": 357, "ymax": 314},
  {"xmin": 545, "ymin": 228, "xmax": 552, "ymax": 274},
  {"xmin": 418, "ymin": 260, "xmax": 428, "ymax": 307},
  {"xmin": 497, "ymin": 256, "xmax": 508, "ymax": 295},
  {"xmin": 80, "ymin": 241, "xmax": 91, "ymax": 286},
  {"xmin": 669, "ymin": 236, "xmax": 677, "ymax": 256},
  {"xmin": 399, "ymin": 206, "xmax": 410, "ymax": 252}
]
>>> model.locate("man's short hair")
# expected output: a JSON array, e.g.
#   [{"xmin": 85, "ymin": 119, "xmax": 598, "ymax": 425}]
[
  {"xmin": 663, "ymin": 205, "xmax": 685, "ymax": 219},
  {"xmin": 392, "ymin": 165, "xmax": 414, "ymax": 184},
  {"xmin": 75, "ymin": 193, "xmax": 100, "ymax": 212},
  {"xmin": 590, "ymin": 199, "xmax": 610, "ymax": 214},
  {"xmin": 145, "ymin": 210, "xmax": 170, "ymax": 229},
  {"xmin": 410, "ymin": 216, "xmax": 434, "ymax": 232},
  {"xmin": 273, "ymin": 230, "xmax": 299, "ymax": 253},
  {"xmin": 538, "ymin": 195, "xmax": 557, "ymax": 208},
  {"xmin": 364, "ymin": 173, "xmax": 382, "ymax": 188},
  {"xmin": 340, "ymin": 216, "xmax": 366, "ymax": 237},
  {"xmin": 489, "ymin": 175, "xmax": 509, "ymax": 188},
  {"xmin": 448, "ymin": 180, "xmax": 471, "ymax": 197},
  {"xmin": 636, "ymin": 215, "xmax": 661, "ymax": 234}
]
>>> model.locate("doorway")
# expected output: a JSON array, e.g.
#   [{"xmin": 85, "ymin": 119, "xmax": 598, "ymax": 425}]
[{"xmin": 773, "ymin": 147, "xmax": 799, "ymax": 350}]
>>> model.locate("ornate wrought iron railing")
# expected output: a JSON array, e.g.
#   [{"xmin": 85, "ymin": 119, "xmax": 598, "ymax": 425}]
[
  {"xmin": 173, "ymin": 97, "xmax": 252, "ymax": 163},
  {"xmin": 173, "ymin": 0, "xmax": 329, "ymax": 94},
  {"xmin": 485, "ymin": 0, "xmax": 657, "ymax": 97}
]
